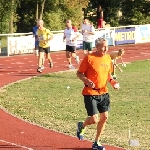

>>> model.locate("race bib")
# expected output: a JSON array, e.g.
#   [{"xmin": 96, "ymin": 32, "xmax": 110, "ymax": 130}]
[{"xmin": 39, "ymin": 35, "xmax": 45, "ymax": 41}]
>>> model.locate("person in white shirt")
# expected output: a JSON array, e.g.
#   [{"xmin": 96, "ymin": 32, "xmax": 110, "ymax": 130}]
[
  {"xmin": 63, "ymin": 20, "xmax": 80, "ymax": 69},
  {"xmin": 81, "ymin": 19, "xmax": 95, "ymax": 55}
]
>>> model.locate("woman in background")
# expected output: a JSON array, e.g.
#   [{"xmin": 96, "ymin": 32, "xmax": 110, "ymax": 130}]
[{"xmin": 97, "ymin": 5, "xmax": 103, "ymax": 29}]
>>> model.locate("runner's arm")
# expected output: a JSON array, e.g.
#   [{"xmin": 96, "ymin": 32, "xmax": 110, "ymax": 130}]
[
  {"xmin": 77, "ymin": 71, "xmax": 95, "ymax": 88},
  {"xmin": 87, "ymin": 26, "xmax": 95, "ymax": 35},
  {"xmin": 63, "ymin": 30, "xmax": 66, "ymax": 41},
  {"xmin": 47, "ymin": 30, "xmax": 53, "ymax": 41},
  {"xmin": 107, "ymin": 73, "xmax": 119, "ymax": 89},
  {"xmin": 120, "ymin": 56, "xmax": 125, "ymax": 65},
  {"xmin": 33, "ymin": 28, "xmax": 36, "ymax": 38},
  {"xmin": 76, "ymin": 55, "xmax": 95, "ymax": 88},
  {"xmin": 73, "ymin": 27, "xmax": 80, "ymax": 40}
]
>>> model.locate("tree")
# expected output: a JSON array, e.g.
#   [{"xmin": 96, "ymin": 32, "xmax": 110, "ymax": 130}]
[
  {"xmin": 0, "ymin": 0, "xmax": 13, "ymax": 33},
  {"xmin": 39, "ymin": 0, "xmax": 46, "ymax": 19},
  {"xmin": 120, "ymin": 0, "xmax": 150, "ymax": 25},
  {"xmin": 9, "ymin": 0, "xmax": 19, "ymax": 33}
]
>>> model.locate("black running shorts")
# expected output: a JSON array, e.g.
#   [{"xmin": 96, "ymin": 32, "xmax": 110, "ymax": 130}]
[
  {"xmin": 83, "ymin": 93, "xmax": 110, "ymax": 116},
  {"xmin": 66, "ymin": 45, "xmax": 76, "ymax": 53},
  {"xmin": 39, "ymin": 47, "xmax": 50, "ymax": 54}
]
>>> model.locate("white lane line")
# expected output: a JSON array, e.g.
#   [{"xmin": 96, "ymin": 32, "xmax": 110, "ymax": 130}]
[
  {"xmin": 134, "ymin": 56, "xmax": 140, "ymax": 57},
  {"xmin": 0, "ymin": 139, "xmax": 33, "ymax": 150},
  {"xmin": 140, "ymin": 52, "xmax": 150, "ymax": 55},
  {"xmin": 55, "ymin": 54, "xmax": 65, "ymax": 56},
  {"xmin": 16, "ymin": 62, "xmax": 25, "ymax": 64}
]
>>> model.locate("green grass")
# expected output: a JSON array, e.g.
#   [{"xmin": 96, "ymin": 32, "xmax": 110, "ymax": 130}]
[{"xmin": 0, "ymin": 60, "xmax": 150, "ymax": 150}]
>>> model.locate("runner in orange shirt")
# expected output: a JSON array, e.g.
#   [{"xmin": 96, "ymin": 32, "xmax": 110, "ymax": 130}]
[{"xmin": 76, "ymin": 38, "xmax": 120, "ymax": 150}]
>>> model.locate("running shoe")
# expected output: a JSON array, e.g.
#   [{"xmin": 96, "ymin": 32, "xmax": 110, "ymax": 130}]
[
  {"xmin": 41, "ymin": 65, "xmax": 44, "ymax": 70},
  {"xmin": 76, "ymin": 56, "xmax": 80, "ymax": 64},
  {"xmin": 92, "ymin": 141, "xmax": 105, "ymax": 150},
  {"xmin": 77, "ymin": 122, "xmax": 85, "ymax": 140},
  {"xmin": 37, "ymin": 67, "xmax": 42, "ymax": 73},
  {"xmin": 69, "ymin": 64, "xmax": 75, "ymax": 69},
  {"xmin": 50, "ymin": 62, "xmax": 53, "ymax": 68}
]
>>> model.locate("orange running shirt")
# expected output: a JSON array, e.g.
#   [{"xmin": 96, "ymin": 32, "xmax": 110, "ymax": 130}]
[{"xmin": 78, "ymin": 52, "xmax": 112, "ymax": 95}]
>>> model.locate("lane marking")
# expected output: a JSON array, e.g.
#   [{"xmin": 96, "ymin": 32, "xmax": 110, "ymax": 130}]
[{"xmin": 0, "ymin": 139, "xmax": 33, "ymax": 150}]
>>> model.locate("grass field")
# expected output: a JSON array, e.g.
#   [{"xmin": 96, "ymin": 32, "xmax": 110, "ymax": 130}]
[{"xmin": 0, "ymin": 60, "xmax": 150, "ymax": 150}]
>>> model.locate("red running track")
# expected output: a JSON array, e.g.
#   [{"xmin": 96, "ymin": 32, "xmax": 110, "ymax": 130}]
[{"xmin": 0, "ymin": 43, "xmax": 150, "ymax": 150}]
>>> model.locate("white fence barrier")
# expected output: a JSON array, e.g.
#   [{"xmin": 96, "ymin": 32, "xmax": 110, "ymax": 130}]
[
  {"xmin": 0, "ymin": 24, "xmax": 150, "ymax": 56},
  {"xmin": 7, "ymin": 35, "xmax": 35, "ymax": 56}
]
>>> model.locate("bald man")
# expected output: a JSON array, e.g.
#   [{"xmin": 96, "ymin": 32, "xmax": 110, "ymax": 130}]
[{"xmin": 36, "ymin": 19, "xmax": 54, "ymax": 73}]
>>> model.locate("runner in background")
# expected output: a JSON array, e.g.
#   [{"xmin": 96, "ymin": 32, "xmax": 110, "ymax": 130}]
[
  {"xmin": 33, "ymin": 20, "xmax": 44, "ymax": 69},
  {"xmin": 63, "ymin": 19, "xmax": 80, "ymax": 69},
  {"xmin": 110, "ymin": 49, "xmax": 126, "ymax": 79},
  {"xmin": 36, "ymin": 19, "xmax": 54, "ymax": 73},
  {"xmin": 81, "ymin": 18, "xmax": 95, "ymax": 55}
]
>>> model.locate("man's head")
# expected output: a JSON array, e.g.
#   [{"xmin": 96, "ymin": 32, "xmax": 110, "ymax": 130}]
[
  {"xmin": 95, "ymin": 38, "xmax": 108, "ymax": 55},
  {"xmin": 66, "ymin": 20, "xmax": 72, "ymax": 28},
  {"xmin": 97, "ymin": 5, "xmax": 102, "ymax": 11},
  {"xmin": 118, "ymin": 49, "xmax": 125, "ymax": 56},
  {"xmin": 83, "ymin": 19, "xmax": 89, "ymax": 25},
  {"xmin": 37, "ymin": 19, "xmax": 44, "ymax": 30}
]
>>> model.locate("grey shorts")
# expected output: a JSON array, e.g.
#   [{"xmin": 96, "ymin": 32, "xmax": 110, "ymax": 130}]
[{"xmin": 83, "ymin": 93, "xmax": 110, "ymax": 116}]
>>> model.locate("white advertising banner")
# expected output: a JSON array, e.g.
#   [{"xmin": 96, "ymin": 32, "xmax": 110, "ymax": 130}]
[
  {"xmin": 94, "ymin": 29, "xmax": 115, "ymax": 46},
  {"xmin": 135, "ymin": 24, "xmax": 150, "ymax": 43},
  {"xmin": 50, "ymin": 33, "xmax": 66, "ymax": 51},
  {"xmin": 7, "ymin": 35, "xmax": 34, "ymax": 56}
]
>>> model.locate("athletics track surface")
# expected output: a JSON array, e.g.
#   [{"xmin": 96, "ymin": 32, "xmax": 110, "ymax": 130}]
[{"xmin": 0, "ymin": 43, "xmax": 150, "ymax": 150}]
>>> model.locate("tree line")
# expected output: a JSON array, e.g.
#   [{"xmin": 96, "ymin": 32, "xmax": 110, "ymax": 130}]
[{"xmin": 0, "ymin": 0, "xmax": 150, "ymax": 34}]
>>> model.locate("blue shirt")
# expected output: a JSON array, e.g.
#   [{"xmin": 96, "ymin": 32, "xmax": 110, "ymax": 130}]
[{"xmin": 33, "ymin": 26, "xmax": 39, "ymax": 46}]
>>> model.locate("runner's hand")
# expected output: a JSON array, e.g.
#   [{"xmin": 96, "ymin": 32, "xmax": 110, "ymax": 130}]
[
  {"xmin": 113, "ymin": 83, "xmax": 120, "ymax": 89},
  {"xmin": 86, "ymin": 79, "xmax": 95, "ymax": 88}
]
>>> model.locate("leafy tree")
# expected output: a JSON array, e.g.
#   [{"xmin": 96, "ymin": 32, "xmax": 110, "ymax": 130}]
[
  {"xmin": 120, "ymin": 0, "xmax": 150, "ymax": 25},
  {"xmin": 0, "ymin": 1, "xmax": 12, "ymax": 33}
]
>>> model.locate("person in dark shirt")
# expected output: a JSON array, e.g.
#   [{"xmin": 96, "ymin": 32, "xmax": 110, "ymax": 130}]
[{"xmin": 97, "ymin": 5, "xmax": 103, "ymax": 29}]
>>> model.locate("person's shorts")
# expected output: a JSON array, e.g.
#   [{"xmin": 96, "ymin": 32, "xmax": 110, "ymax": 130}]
[
  {"xmin": 83, "ymin": 93, "xmax": 110, "ymax": 116},
  {"xmin": 66, "ymin": 45, "xmax": 76, "ymax": 53},
  {"xmin": 83, "ymin": 41, "xmax": 92, "ymax": 51},
  {"xmin": 39, "ymin": 47, "xmax": 50, "ymax": 54}
]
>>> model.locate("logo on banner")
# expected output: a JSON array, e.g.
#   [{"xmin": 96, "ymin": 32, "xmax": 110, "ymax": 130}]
[
  {"xmin": 139, "ymin": 26, "xmax": 150, "ymax": 41},
  {"xmin": 115, "ymin": 28, "xmax": 135, "ymax": 45},
  {"xmin": 94, "ymin": 30, "xmax": 115, "ymax": 46}
]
